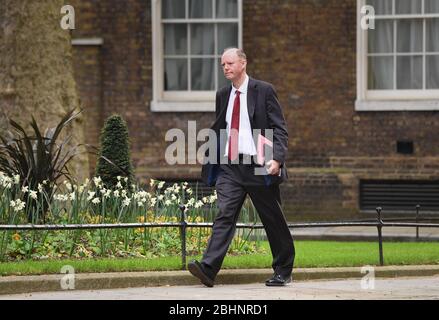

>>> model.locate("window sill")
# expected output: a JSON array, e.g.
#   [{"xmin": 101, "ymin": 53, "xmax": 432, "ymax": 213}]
[
  {"xmin": 355, "ymin": 99, "xmax": 439, "ymax": 111},
  {"xmin": 150, "ymin": 101, "xmax": 215, "ymax": 112}
]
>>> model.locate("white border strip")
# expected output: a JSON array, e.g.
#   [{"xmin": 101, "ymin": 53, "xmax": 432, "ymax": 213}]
[
  {"xmin": 150, "ymin": 101, "xmax": 215, "ymax": 112},
  {"xmin": 71, "ymin": 38, "xmax": 104, "ymax": 46},
  {"xmin": 355, "ymin": 99, "xmax": 439, "ymax": 111}
]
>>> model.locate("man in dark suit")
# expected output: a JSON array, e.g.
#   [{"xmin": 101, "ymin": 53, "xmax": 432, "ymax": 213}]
[{"xmin": 188, "ymin": 48, "xmax": 295, "ymax": 287}]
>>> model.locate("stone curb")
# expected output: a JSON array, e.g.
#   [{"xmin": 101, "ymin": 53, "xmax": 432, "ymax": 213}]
[{"xmin": 1, "ymin": 265, "xmax": 439, "ymax": 295}]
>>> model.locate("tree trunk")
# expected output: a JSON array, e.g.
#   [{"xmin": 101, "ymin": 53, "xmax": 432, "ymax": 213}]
[{"xmin": 0, "ymin": 0, "xmax": 89, "ymax": 182}]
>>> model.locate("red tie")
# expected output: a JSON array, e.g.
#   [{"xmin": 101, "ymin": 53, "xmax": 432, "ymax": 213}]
[{"xmin": 228, "ymin": 90, "xmax": 240, "ymax": 161}]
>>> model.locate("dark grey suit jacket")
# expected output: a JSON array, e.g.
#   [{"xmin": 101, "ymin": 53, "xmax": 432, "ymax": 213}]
[{"xmin": 201, "ymin": 77, "xmax": 289, "ymax": 186}]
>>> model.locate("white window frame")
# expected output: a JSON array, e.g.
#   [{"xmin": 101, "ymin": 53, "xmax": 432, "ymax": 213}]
[
  {"xmin": 151, "ymin": 0, "xmax": 243, "ymax": 112},
  {"xmin": 356, "ymin": 0, "xmax": 439, "ymax": 111}
]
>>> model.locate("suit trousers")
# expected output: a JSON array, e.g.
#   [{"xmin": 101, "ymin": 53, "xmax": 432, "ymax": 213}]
[{"xmin": 200, "ymin": 164, "xmax": 295, "ymax": 279}]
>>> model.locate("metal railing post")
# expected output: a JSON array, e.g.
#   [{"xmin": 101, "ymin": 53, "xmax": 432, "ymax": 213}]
[
  {"xmin": 416, "ymin": 204, "xmax": 420, "ymax": 241},
  {"xmin": 179, "ymin": 205, "xmax": 187, "ymax": 270},
  {"xmin": 376, "ymin": 207, "xmax": 384, "ymax": 266}
]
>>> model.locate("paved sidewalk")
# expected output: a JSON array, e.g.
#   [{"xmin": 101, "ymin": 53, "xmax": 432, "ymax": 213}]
[
  {"xmin": 2, "ymin": 276, "xmax": 439, "ymax": 300},
  {"xmin": 292, "ymin": 225, "xmax": 439, "ymax": 241},
  {"xmin": 1, "ymin": 265, "xmax": 439, "ymax": 296}
]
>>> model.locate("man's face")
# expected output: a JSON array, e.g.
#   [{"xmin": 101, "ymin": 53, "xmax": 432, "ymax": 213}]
[{"xmin": 221, "ymin": 50, "xmax": 246, "ymax": 82}]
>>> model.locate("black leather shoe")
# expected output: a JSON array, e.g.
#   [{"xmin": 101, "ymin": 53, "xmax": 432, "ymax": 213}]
[
  {"xmin": 265, "ymin": 273, "xmax": 292, "ymax": 287},
  {"xmin": 187, "ymin": 260, "xmax": 214, "ymax": 287}
]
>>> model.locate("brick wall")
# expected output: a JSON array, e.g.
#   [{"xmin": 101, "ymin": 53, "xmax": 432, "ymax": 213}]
[
  {"xmin": 70, "ymin": 0, "xmax": 102, "ymax": 176},
  {"xmin": 71, "ymin": 0, "xmax": 439, "ymax": 221}
]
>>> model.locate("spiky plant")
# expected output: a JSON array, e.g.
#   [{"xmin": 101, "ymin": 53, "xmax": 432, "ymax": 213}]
[{"xmin": 0, "ymin": 109, "xmax": 84, "ymax": 222}]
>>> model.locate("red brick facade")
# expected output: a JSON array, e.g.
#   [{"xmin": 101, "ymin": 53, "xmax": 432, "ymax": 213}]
[{"xmin": 70, "ymin": 0, "xmax": 439, "ymax": 221}]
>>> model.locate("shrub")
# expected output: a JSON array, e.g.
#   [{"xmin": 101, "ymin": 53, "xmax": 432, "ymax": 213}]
[{"xmin": 95, "ymin": 115, "xmax": 134, "ymax": 190}]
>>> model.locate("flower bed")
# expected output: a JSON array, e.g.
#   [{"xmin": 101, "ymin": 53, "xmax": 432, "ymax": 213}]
[{"xmin": 0, "ymin": 173, "xmax": 265, "ymax": 261}]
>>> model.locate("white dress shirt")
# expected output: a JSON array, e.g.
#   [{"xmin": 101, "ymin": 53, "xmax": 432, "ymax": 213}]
[{"xmin": 224, "ymin": 74, "xmax": 257, "ymax": 157}]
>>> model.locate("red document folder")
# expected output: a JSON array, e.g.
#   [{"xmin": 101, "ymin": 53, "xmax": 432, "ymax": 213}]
[
  {"xmin": 257, "ymin": 134, "xmax": 273, "ymax": 166},
  {"xmin": 257, "ymin": 134, "xmax": 282, "ymax": 177}
]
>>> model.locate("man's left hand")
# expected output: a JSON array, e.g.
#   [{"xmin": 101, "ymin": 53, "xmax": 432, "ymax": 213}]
[{"xmin": 266, "ymin": 160, "xmax": 281, "ymax": 176}]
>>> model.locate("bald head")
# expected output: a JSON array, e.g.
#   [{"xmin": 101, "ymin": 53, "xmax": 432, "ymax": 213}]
[
  {"xmin": 222, "ymin": 48, "xmax": 247, "ymax": 62},
  {"xmin": 221, "ymin": 48, "xmax": 247, "ymax": 87}
]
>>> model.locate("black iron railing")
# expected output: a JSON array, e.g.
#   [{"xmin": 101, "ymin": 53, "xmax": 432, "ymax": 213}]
[{"xmin": 1, "ymin": 205, "xmax": 438, "ymax": 269}]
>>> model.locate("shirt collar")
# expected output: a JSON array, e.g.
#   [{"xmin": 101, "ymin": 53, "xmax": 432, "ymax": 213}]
[{"xmin": 231, "ymin": 74, "xmax": 249, "ymax": 95}]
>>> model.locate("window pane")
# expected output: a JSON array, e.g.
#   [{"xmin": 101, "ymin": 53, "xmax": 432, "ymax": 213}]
[
  {"xmin": 368, "ymin": 56, "xmax": 394, "ymax": 89},
  {"xmin": 426, "ymin": 55, "xmax": 439, "ymax": 89},
  {"xmin": 395, "ymin": 0, "xmax": 422, "ymax": 14},
  {"xmin": 164, "ymin": 24, "xmax": 187, "ymax": 55},
  {"xmin": 368, "ymin": 20, "xmax": 393, "ymax": 53},
  {"xmin": 426, "ymin": 19, "xmax": 439, "ymax": 52},
  {"xmin": 217, "ymin": 23, "xmax": 238, "ymax": 54},
  {"xmin": 191, "ymin": 24, "xmax": 214, "ymax": 55},
  {"xmin": 425, "ymin": 0, "xmax": 439, "ymax": 13},
  {"xmin": 397, "ymin": 19, "xmax": 422, "ymax": 53},
  {"xmin": 366, "ymin": 0, "xmax": 392, "ymax": 15},
  {"xmin": 189, "ymin": 0, "xmax": 212, "ymax": 18},
  {"xmin": 191, "ymin": 58, "xmax": 215, "ymax": 90},
  {"xmin": 165, "ymin": 59, "xmax": 188, "ymax": 90},
  {"xmin": 218, "ymin": 58, "xmax": 229, "ymax": 88},
  {"xmin": 396, "ymin": 56, "xmax": 422, "ymax": 89},
  {"xmin": 216, "ymin": 0, "xmax": 238, "ymax": 18},
  {"xmin": 162, "ymin": 0, "xmax": 185, "ymax": 19}
]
